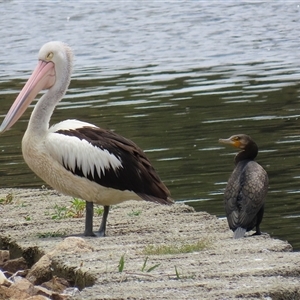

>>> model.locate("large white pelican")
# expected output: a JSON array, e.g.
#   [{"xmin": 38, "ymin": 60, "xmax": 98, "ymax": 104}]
[{"xmin": 0, "ymin": 41, "xmax": 173, "ymax": 237}]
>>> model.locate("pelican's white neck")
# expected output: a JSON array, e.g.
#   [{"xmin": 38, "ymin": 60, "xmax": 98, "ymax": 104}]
[
  {"xmin": 26, "ymin": 44, "xmax": 73, "ymax": 136},
  {"xmin": 27, "ymin": 89, "xmax": 61, "ymax": 134}
]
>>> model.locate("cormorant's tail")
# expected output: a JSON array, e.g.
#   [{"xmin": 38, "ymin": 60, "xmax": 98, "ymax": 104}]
[{"xmin": 234, "ymin": 227, "xmax": 246, "ymax": 239}]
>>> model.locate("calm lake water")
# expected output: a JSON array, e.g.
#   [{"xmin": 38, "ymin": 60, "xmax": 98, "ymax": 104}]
[{"xmin": 0, "ymin": 2, "xmax": 300, "ymax": 250}]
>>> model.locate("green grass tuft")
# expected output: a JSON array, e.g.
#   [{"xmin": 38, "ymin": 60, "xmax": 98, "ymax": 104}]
[
  {"xmin": 141, "ymin": 256, "xmax": 160, "ymax": 272},
  {"xmin": 50, "ymin": 198, "xmax": 106, "ymax": 219},
  {"xmin": 0, "ymin": 193, "xmax": 14, "ymax": 205},
  {"xmin": 66, "ymin": 198, "xmax": 85, "ymax": 218},
  {"xmin": 128, "ymin": 209, "xmax": 142, "ymax": 217},
  {"xmin": 118, "ymin": 254, "xmax": 125, "ymax": 272},
  {"xmin": 94, "ymin": 206, "xmax": 104, "ymax": 216},
  {"xmin": 51, "ymin": 204, "xmax": 68, "ymax": 220},
  {"xmin": 143, "ymin": 240, "xmax": 209, "ymax": 255},
  {"xmin": 174, "ymin": 266, "xmax": 180, "ymax": 279}
]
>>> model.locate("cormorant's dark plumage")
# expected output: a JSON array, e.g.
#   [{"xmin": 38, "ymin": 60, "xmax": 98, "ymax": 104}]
[{"xmin": 219, "ymin": 134, "xmax": 268, "ymax": 239}]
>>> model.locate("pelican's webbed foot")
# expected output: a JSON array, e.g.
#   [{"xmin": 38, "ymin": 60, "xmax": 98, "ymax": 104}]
[
  {"xmin": 95, "ymin": 205, "xmax": 110, "ymax": 237},
  {"xmin": 84, "ymin": 202, "xmax": 109, "ymax": 237},
  {"xmin": 84, "ymin": 201, "xmax": 95, "ymax": 236}
]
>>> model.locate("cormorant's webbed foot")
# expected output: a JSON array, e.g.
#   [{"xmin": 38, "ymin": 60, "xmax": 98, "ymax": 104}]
[
  {"xmin": 251, "ymin": 225, "xmax": 262, "ymax": 236},
  {"xmin": 251, "ymin": 231, "xmax": 261, "ymax": 236},
  {"xmin": 251, "ymin": 225, "xmax": 269, "ymax": 236},
  {"xmin": 252, "ymin": 231, "xmax": 268, "ymax": 237}
]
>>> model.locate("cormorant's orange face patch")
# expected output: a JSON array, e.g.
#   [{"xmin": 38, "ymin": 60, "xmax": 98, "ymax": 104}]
[
  {"xmin": 233, "ymin": 140, "xmax": 241, "ymax": 148},
  {"xmin": 231, "ymin": 136, "xmax": 241, "ymax": 148},
  {"xmin": 219, "ymin": 135, "xmax": 245, "ymax": 149}
]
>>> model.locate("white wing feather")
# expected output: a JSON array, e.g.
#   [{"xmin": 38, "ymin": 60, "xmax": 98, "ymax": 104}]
[
  {"xmin": 49, "ymin": 119, "xmax": 97, "ymax": 132},
  {"xmin": 46, "ymin": 121, "xmax": 123, "ymax": 178}
]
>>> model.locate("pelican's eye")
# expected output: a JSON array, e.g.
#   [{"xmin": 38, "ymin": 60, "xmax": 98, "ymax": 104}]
[
  {"xmin": 232, "ymin": 136, "xmax": 240, "ymax": 141},
  {"xmin": 46, "ymin": 52, "xmax": 54, "ymax": 61}
]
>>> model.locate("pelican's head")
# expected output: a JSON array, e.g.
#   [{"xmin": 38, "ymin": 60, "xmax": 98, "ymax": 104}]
[
  {"xmin": 0, "ymin": 41, "xmax": 73, "ymax": 133},
  {"xmin": 38, "ymin": 41, "xmax": 73, "ymax": 90}
]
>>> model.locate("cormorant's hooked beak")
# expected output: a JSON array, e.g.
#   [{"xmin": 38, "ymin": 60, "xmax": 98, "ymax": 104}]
[
  {"xmin": 0, "ymin": 60, "xmax": 55, "ymax": 133},
  {"xmin": 219, "ymin": 137, "xmax": 241, "ymax": 149}
]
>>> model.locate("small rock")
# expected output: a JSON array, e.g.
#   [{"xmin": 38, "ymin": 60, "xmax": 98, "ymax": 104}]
[
  {"xmin": 27, "ymin": 296, "xmax": 50, "ymax": 300},
  {"xmin": 27, "ymin": 237, "xmax": 93, "ymax": 286},
  {"xmin": 26, "ymin": 255, "xmax": 52, "ymax": 285},
  {"xmin": 0, "ymin": 250, "xmax": 10, "ymax": 265},
  {"xmin": 2, "ymin": 256, "xmax": 28, "ymax": 274},
  {"xmin": 11, "ymin": 275, "xmax": 25, "ymax": 284},
  {"xmin": 49, "ymin": 237, "xmax": 94, "ymax": 256},
  {"xmin": 9, "ymin": 278, "xmax": 36, "ymax": 295},
  {"xmin": 41, "ymin": 276, "xmax": 70, "ymax": 293},
  {"xmin": 10, "ymin": 269, "xmax": 29, "ymax": 279},
  {"xmin": 35, "ymin": 285, "xmax": 56, "ymax": 298},
  {"xmin": 62, "ymin": 287, "xmax": 81, "ymax": 298},
  {"xmin": 0, "ymin": 285, "xmax": 10, "ymax": 299},
  {"xmin": 6, "ymin": 284, "xmax": 31, "ymax": 300},
  {"xmin": 35, "ymin": 285, "xmax": 68, "ymax": 300}
]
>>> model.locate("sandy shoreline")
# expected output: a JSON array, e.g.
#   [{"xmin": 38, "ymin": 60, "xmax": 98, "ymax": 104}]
[{"xmin": 0, "ymin": 188, "xmax": 299, "ymax": 299}]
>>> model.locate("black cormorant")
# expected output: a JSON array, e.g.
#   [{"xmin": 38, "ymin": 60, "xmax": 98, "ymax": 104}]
[{"xmin": 219, "ymin": 134, "xmax": 268, "ymax": 239}]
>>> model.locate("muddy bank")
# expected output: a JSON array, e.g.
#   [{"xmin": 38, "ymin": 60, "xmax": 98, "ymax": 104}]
[{"xmin": 0, "ymin": 188, "xmax": 299, "ymax": 299}]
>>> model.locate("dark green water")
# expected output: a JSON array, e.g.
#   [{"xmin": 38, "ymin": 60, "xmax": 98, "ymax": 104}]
[{"xmin": 0, "ymin": 2, "xmax": 300, "ymax": 250}]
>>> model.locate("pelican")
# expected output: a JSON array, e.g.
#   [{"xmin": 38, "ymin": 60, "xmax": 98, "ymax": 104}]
[{"xmin": 0, "ymin": 41, "xmax": 173, "ymax": 237}]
